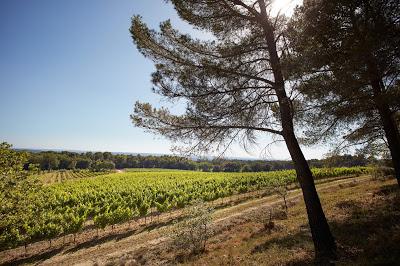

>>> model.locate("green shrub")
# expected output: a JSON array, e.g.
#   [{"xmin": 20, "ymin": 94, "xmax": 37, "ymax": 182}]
[{"xmin": 170, "ymin": 200, "xmax": 213, "ymax": 254}]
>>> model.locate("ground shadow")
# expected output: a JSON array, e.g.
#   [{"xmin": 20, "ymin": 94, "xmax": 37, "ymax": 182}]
[
  {"xmin": 330, "ymin": 184, "xmax": 400, "ymax": 264},
  {"xmin": 65, "ymin": 215, "xmax": 187, "ymax": 254},
  {"xmin": 65, "ymin": 228, "xmax": 139, "ymax": 254},
  {"xmin": 142, "ymin": 214, "xmax": 186, "ymax": 232},
  {"xmin": 3, "ymin": 247, "xmax": 64, "ymax": 266},
  {"xmin": 2, "ymin": 212, "xmax": 191, "ymax": 265},
  {"xmin": 251, "ymin": 228, "xmax": 311, "ymax": 253},
  {"xmin": 251, "ymin": 184, "xmax": 400, "ymax": 265}
]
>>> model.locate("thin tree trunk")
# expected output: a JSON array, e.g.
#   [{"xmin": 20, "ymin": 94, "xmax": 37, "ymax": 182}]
[
  {"xmin": 283, "ymin": 194, "xmax": 288, "ymax": 213},
  {"xmin": 368, "ymin": 62, "xmax": 400, "ymax": 186},
  {"xmin": 258, "ymin": 2, "xmax": 337, "ymax": 260},
  {"xmin": 203, "ymin": 223, "xmax": 207, "ymax": 252},
  {"xmin": 376, "ymin": 103, "xmax": 400, "ymax": 186}
]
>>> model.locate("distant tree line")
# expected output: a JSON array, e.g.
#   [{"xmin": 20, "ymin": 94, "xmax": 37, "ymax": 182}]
[
  {"xmin": 23, "ymin": 150, "xmax": 375, "ymax": 172},
  {"xmin": 25, "ymin": 151, "xmax": 117, "ymax": 172}
]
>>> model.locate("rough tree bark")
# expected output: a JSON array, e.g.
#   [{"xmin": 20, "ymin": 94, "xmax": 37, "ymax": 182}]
[
  {"xmin": 131, "ymin": 0, "xmax": 338, "ymax": 261},
  {"xmin": 368, "ymin": 61, "xmax": 400, "ymax": 186},
  {"xmin": 259, "ymin": 1, "xmax": 337, "ymax": 259}
]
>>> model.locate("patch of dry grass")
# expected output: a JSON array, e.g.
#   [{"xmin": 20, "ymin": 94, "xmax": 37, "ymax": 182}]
[
  {"xmin": 176, "ymin": 178, "xmax": 400, "ymax": 266},
  {"xmin": 96, "ymin": 177, "xmax": 399, "ymax": 266}
]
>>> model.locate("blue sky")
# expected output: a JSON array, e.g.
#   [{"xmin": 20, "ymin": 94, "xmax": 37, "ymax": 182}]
[{"xmin": 0, "ymin": 0, "xmax": 326, "ymax": 159}]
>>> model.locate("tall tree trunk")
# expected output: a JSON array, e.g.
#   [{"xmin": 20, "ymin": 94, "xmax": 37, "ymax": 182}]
[
  {"xmin": 283, "ymin": 130, "xmax": 337, "ymax": 260},
  {"xmin": 377, "ymin": 107, "xmax": 400, "ymax": 186},
  {"xmin": 258, "ymin": 2, "xmax": 337, "ymax": 259},
  {"xmin": 368, "ymin": 63, "xmax": 400, "ymax": 186}
]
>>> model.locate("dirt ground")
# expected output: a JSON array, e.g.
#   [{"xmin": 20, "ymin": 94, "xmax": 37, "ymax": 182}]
[{"xmin": 3, "ymin": 175, "xmax": 396, "ymax": 265}]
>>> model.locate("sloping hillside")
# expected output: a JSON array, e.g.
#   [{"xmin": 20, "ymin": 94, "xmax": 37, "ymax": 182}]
[{"xmin": 2, "ymin": 175, "xmax": 398, "ymax": 265}]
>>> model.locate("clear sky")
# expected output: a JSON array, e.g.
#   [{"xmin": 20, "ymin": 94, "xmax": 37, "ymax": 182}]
[{"xmin": 0, "ymin": 0, "xmax": 326, "ymax": 160}]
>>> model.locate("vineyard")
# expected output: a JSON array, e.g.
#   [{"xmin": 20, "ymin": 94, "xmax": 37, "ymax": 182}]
[
  {"xmin": 39, "ymin": 170, "xmax": 107, "ymax": 184},
  {"xmin": 124, "ymin": 168, "xmax": 193, "ymax": 172},
  {"xmin": 0, "ymin": 167, "xmax": 369, "ymax": 251}
]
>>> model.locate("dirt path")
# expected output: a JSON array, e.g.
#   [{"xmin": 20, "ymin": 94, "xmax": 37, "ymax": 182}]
[{"xmin": 34, "ymin": 175, "xmax": 370, "ymax": 266}]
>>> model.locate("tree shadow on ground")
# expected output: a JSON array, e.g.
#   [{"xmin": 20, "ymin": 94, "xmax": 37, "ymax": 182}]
[
  {"xmin": 4, "ymin": 247, "xmax": 64, "ymax": 266},
  {"xmin": 3, "ymin": 213, "xmax": 189, "ymax": 265},
  {"xmin": 65, "ymin": 228, "xmax": 139, "ymax": 254},
  {"xmin": 143, "ymin": 214, "xmax": 186, "ymax": 232},
  {"xmin": 251, "ymin": 184, "xmax": 400, "ymax": 265},
  {"xmin": 65, "ymin": 214, "xmax": 188, "ymax": 254},
  {"xmin": 330, "ymin": 184, "xmax": 400, "ymax": 264}
]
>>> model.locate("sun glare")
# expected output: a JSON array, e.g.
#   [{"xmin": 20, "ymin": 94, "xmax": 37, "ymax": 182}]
[{"xmin": 271, "ymin": 0, "xmax": 303, "ymax": 16}]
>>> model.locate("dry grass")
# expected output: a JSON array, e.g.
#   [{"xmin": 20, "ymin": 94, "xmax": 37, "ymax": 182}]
[
  {"xmin": 187, "ymin": 178, "xmax": 399, "ymax": 266},
  {"xmin": 127, "ymin": 178, "xmax": 400, "ymax": 266},
  {"xmin": 4, "ymin": 176, "xmax": 398, "ymax": 266}
]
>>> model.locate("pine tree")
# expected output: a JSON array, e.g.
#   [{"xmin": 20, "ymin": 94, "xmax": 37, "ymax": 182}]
[
  {"xmin": 288, "ymin": 0, "xmax": 400, "ymax": 185},
  {"xmin": 130, "ymin": 0, "xmax": 336, "ymax": 260}
]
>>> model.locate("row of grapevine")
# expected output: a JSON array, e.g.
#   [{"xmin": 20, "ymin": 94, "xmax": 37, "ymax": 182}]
[
  {"xmin": 40, "ymin": 170, "xmax": 106, "ymax": 184},
  {"xmin": 0, "ymin": 167, "xmax": 368, "ymax": 250}
]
